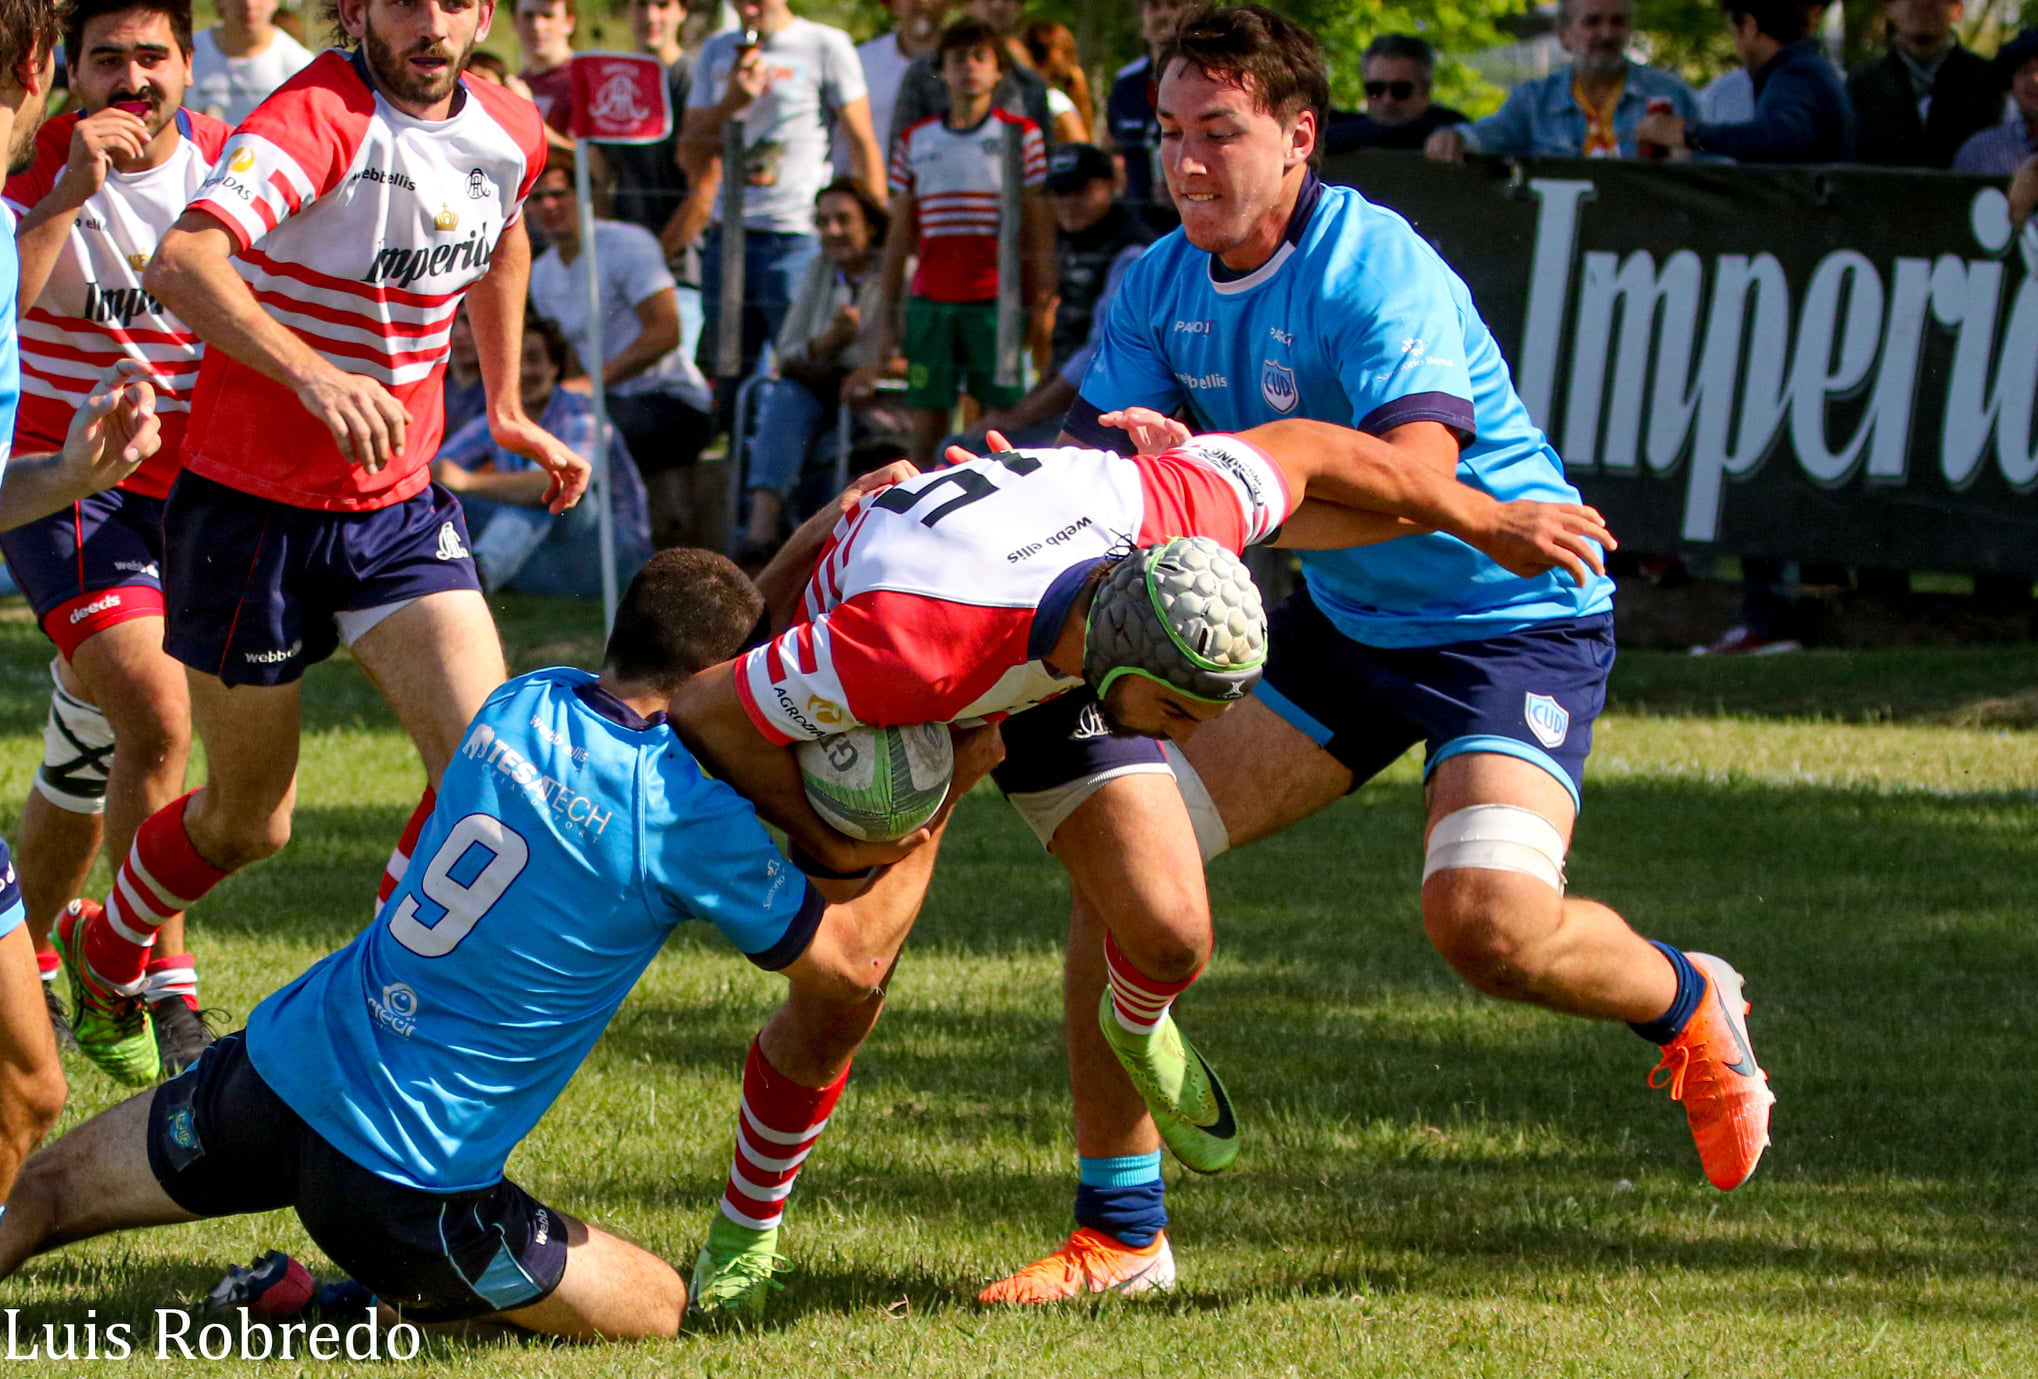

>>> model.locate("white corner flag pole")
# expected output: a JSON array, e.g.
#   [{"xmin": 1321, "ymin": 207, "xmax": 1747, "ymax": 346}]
[{"xmin": 573, "ymin": 139, "xmax": 621, "ymax": 630}]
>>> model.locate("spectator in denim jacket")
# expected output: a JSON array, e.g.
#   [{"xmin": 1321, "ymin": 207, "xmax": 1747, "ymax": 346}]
[{"xmin": 1425, "ymin": 0, "xmax": 1698, "ymax": 162}]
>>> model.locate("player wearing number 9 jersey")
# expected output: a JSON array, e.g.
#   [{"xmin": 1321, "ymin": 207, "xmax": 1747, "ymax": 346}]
[{"xmin": 0, "ymin": 552, "xmax": 990, "ymax": 1340}]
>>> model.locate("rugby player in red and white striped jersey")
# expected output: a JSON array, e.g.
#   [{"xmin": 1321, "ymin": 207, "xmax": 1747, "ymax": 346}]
[
  {"xmin": 0, "ymin": 0, "xmax": 230, "ymax": 1080},
  {"xmin": 53, "ymin": 0, "xmax": 592, "ymax": 1089}
]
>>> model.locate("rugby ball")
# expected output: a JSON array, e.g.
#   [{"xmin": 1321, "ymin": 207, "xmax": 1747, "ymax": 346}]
[{"xmin": 797, "ymin": 723, "xmax": 953, "ymax": 842}]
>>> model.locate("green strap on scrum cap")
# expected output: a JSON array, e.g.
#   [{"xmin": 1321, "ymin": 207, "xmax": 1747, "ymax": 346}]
[{"xmin": 1083, "ymin": 537, "xmax": 1268, "ymax": 705}]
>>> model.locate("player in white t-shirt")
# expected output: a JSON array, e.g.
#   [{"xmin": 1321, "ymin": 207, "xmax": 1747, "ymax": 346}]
[
  {"xmin": 0, "ymin": 0, "xmax": 233, "ymax": 1085},
  {"xmin": 187, "ymin": 0, "xmax": 314, "ymax": 127},
  {"xmin": 524, "ymin": 153, "xmax": 714, "ymax": 474},
  {"xmin": 669, "ymin": 0, "xmax": 885, "ymax": 384}
]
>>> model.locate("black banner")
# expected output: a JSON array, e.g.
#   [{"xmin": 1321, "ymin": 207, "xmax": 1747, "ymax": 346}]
[{"xmin": 1324, "ymin": 152, "xmax": 2038, "ymax": 574}]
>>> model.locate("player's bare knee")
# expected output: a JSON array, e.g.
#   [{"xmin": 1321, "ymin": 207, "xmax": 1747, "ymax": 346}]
[
  {"xmin": 1110, "ymin": 921, "xmax": 1208, "ymax": 984},
  {"xmin": 1422, "ymin": 890, "xmax": 1541, "ymax": 997},
  {"xmin": 209, "ymin": 813, "xmax": 292, "ymax": 869}
]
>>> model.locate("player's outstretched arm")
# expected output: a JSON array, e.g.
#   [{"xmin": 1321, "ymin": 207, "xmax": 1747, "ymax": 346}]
[
  {"xmin": 0, "ymin": 362, "xmax": 160, "ymax": 532},
  {"xmin": 1236, "ymin": 417, "xmax": 1618, "ymax": 587},
  {"xmin": 146, "ymin": 214, "xmax": 413, "ymax": 472},
  {"xmin": 784, "ymin": 724, "xmax": 1003, "ymax": 1001},
  {"xmin": 668, "ymin": 659, "xmax": 936, "ymax": 875},
  {"xmin": 466, "ymin": 219, "xmax": 590, "ymax": 513}
]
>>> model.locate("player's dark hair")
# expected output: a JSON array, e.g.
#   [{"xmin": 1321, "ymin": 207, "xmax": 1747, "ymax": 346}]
[
  {"xmin": 0, "ymin": 0, "xmax": 65, "ymax": 95},
  {"xmin": 604, "ymin": 549, "xmax": 764, "ymax": 693},
  {"xmin": 65, "ymin": 0, "xmax": 194, "ymax": 68},
  {"xmin": 816, "ymin": 175, "xmax": 889, "ymax": 246},
  {"xmin": 1156, "ymin": 4, "xmax": 1329, "ymax": 163},
  {"xmin": 937, "ymin": 17, "xmax": 1010, "ymax": 73},
  {"xmin": 1721, "ymin": 0, "xmax": 1809, "ymax": 41},
  {"xmin": 1363, "ymin": 33, "xmax": 1435, "ymax": 80}
]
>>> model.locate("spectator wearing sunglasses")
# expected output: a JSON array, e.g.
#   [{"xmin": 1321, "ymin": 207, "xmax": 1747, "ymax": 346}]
[{"xmin": 1325, "ymin": 35, "xmax": 1468, "ymax": 153}]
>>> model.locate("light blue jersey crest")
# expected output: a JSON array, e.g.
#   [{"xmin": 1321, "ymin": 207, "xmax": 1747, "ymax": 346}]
[
  {"xmin": 1072, "ymin": 177, "xmax": 1613, "ymax": 648},
  {"xmin": 248, "ymin": 668, "xmax": 822, "ymax": 1191}
]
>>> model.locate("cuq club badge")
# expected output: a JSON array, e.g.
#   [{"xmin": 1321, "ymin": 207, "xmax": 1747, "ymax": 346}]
[
  {"xmin": 1261, "ymin": 359, "xmax": 1298, "ymax": 414},
  {"xmin": 1524, "ymin": 693, "xmax": 1570, "ymax": 749}
]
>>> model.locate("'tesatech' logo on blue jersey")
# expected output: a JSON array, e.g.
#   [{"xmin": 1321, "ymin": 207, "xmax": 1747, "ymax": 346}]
[{"xmin": 1261, "ymin": 360, "xmax": 1299, "ymax": 414}]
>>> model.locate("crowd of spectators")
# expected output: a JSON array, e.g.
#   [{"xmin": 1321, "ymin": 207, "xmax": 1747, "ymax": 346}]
[{"xmin": 81, "ymin": 0, "xmax": 2032, "ymax": 602}]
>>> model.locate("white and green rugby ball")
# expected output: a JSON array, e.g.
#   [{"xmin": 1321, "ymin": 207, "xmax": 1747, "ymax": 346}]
[{"xmin": 797, "ymin": 723, "xmax": 953, "ymax": 842}]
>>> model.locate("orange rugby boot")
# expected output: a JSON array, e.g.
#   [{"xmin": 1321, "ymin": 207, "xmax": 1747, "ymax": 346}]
[
  {"xmin": 977, "ymin": 1228, "xmax": 1176, "ymax": 1305},
  {"xmin": 1649, "ymin": 952, "xmax": 1775, "ymax": 1190}
]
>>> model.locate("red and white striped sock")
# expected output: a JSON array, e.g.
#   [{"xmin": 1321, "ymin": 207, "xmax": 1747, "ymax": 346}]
[
  {"xmin": 377, "ymin": 787, "xmax": 437, "ymax": 909},
  {"xmin": 717, "ymin": 1039, "xmax": 849, "ymax": 1233},
  {"xmin": 144, "ymin": 953, "xmax": 199, "ymax": 1012},
  {"xmin": 36, "ymin": 950, "xmax": 59, "ymax": 983},
  {"xmin": 85, "ymin": 793, "xmax": 228, "ymax": 996},
  {"xmin": 1104, "ymin": 931, "xmax": 1201, "ymax": 1034}
]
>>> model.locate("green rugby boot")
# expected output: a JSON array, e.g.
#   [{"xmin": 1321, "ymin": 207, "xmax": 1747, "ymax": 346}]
[
  {"xmin": 1099, "ymin": 990, "xmax": 1239, "ymax": 1174},
  {"xmin": 689, "ymin": 1216, "xmax": 789, "ymax": 1326},
  {"xmin": 53, "ymin": 900, "xmax": 157, "ymax": 1087}
]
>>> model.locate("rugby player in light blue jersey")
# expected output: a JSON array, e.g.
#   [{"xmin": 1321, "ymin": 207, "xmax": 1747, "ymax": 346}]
[
  {"xmin": 981, "ymin": 3, "xmax": 1773, "ymax": 1302},
  {"xmin": 0, "ymin": 548, "xmax": 1000, "ymax": 1341}
]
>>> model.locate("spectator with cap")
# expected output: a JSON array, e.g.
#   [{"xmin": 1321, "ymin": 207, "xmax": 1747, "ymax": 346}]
[
  {"xmin": 1848, "ymin": 0, "xmax": 2002, "ymax": 168},
  {"xmin": 189, "ymin": 0, "xmax": 313, "ymax": 126},
  {"xmin": 1954, "ymin": 29, "xmax": 2038, "ymax": 175},
  {"xmin": 952, "ymin": 141, "xmax": 1152, "ymax": 451},
  {"xmin": 888, "ymin": 0, "xmax": 1060, "ymax": 152},
  {"xmin": 1326, "ymin": 34, "xmax": 1468, "ymax": 154},
  {"xmin": 738, "ymin": 178, "xmax": 899, "ymax": 555},
  {"xmin": 1426, "ymin": 0, "xmax": 1697, "ymax": 161},
  {"xmin": 1635, "ymin": 0, "xmax": 1854, "ymax": 163},
  {"xmin": 1103, "ymin": 0, "xmax": 1189, "ymax": 227}
]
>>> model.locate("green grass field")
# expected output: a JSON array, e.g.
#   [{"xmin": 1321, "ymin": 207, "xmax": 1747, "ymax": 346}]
[{"xmin": 0, "ymin": 595, "xmax": 2033, "ymax": 1376}]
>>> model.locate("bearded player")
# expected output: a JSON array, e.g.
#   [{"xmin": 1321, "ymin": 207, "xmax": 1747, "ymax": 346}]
[
  {"xmin": 981, "ymin": 5, "xmax": 1773, "ymax": 1301},
  {"xmin": 53, "ymin": 0, "xmax": 591, "ymax": 1085},
  {"xmin": 0, "ymin": 0, "xmax": 231, "ymax": 1083},
  {"xmin": 664, "ymin": 418, "xmax": 1611, "ymax": 1317}
]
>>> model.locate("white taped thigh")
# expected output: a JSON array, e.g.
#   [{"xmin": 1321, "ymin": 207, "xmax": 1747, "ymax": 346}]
[
  {"xmin": 1422, "ymin": 804, "xmax": 1566, "ymax": 893},
  {"xmin": 1159, "ymin": 742, "xmax": 1231, "ymax": 864}
]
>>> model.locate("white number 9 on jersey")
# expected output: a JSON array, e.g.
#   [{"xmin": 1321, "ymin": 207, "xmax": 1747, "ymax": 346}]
[{"xmin": 387, "ymin": 813, "xmax": 531, "ymax": 958}]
